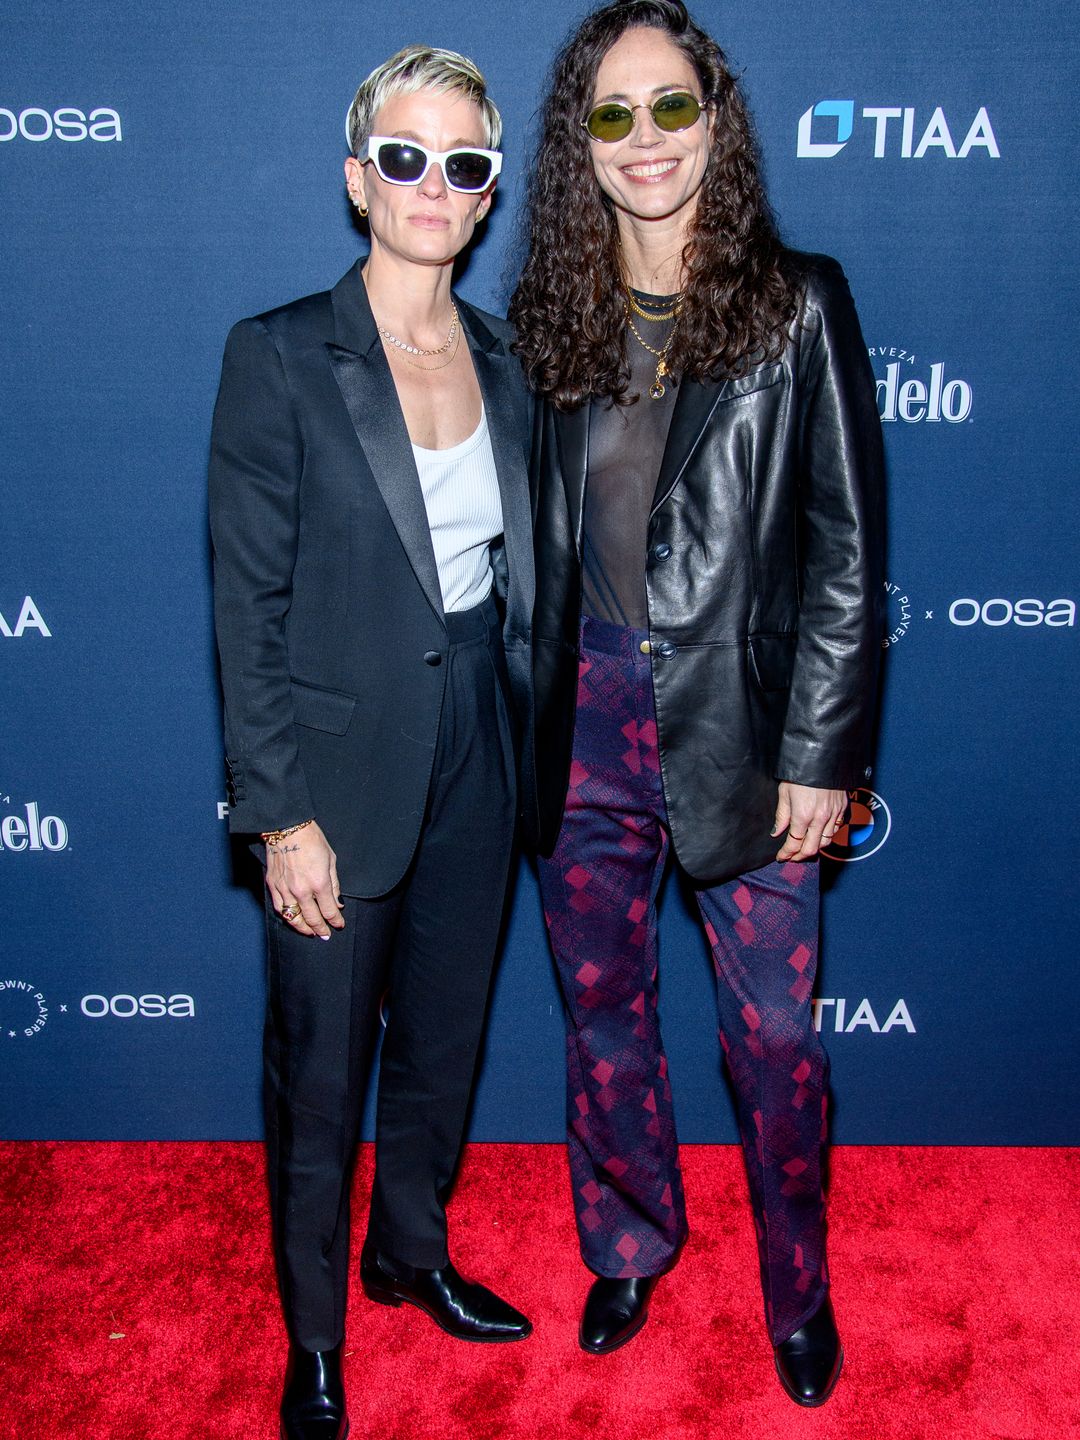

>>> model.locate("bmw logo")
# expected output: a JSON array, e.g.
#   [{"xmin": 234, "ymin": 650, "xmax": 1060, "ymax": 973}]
[{"xmin": 823, "ymin": 788, "xmax": 891, "ymax": 862}]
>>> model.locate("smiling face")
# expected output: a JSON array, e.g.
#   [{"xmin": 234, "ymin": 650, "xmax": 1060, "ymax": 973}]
[
  {"xmin": 587, "ymin": 26, "xmax": 711, "ymax": 228},
  {"xmin": 344, "ymin": 86, "xmax": 495, "ymax": 271}
]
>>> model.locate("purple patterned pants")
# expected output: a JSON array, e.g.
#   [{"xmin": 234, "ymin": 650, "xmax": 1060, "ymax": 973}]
[{"xmin": 537, "ymin": 614, "xmax": 830, "ymax": 1344}]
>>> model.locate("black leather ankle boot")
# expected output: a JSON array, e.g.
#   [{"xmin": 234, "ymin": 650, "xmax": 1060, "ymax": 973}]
[
  {"xmin": 280, "ymin": 1341, "xmax": 348, "ymax": 1440},
  {"xmin": 579, "ymin": 1275, "xmax": 659, "ymax": 1354},
  {"xmin": 774, "ymin": 1297, "xmax": 843, "ymax": 1407}
]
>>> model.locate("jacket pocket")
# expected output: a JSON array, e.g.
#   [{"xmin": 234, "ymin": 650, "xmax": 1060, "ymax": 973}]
[
  {"xmin": 718, "ymin": 363, "xmax": 784, "ymax": 403},
  {"xmin": 290, "ymin": 678, "xmax": 357, "ymax": 735},
  {"xmin": 748, "ymin": 632, "xmax": 797, "ymax": 691}
]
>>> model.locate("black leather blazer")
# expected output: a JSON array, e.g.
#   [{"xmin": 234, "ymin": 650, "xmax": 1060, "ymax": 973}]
[
  {"xmin": 209, "ymin": 263, "xmax": 534, "ymax": 897},
  {"xmin": 527, "ymin": 253, "xmax": 885, "ymax": 885}
]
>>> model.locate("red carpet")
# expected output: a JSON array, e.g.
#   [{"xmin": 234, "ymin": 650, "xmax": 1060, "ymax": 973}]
[{"xmin": 1, "ymin": 1143, "xmax": 1076, "ymax": 1439}]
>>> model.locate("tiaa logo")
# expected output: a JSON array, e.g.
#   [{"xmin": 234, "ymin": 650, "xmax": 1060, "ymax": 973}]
[
  {"xmin": 812, "ymin": 997, "xmax": 915, "ymax": 1034},
  {"xmin": 798, "ymin": 101, "xmax": 998, "ymax": 159},
  {"xmin": 0, "ymin": 107, "xmax": 122, "ymax": 143},
  {"xmin": 0, "ymin": 597, "xmax": 50, "ymax": 637}
]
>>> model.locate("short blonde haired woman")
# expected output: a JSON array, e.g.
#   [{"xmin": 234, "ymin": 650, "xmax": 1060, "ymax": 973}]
[{"xmin": 210, "ymin": 45, "xmax": 534, "ymax": 1440}]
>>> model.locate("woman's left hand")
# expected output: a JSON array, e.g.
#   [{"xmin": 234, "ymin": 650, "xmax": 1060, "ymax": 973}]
[
  {"xmin": 772, "ymin": 782, "xmax": 848, "ymax": 862},
  {"xmin": 265, "ymin": 821, "xmax": 345, "ymax": 939}
]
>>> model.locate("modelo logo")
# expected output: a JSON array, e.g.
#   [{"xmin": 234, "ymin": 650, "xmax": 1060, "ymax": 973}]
[
  {"xmin": 80, "ymin": 994, "xmax": 196, "ymax": 1018},
  {"xmin": 812, "ymin": 997, "xmax": 915, "ymax": 1034},
  {"xmin": 0, "ymin": 107, "xmax": 122, "ymax": 143},
  {"xmin": 948, "ymin": 598, "xmax": 1076, "ymax": 627},
  {"xmin": 798, "ymin": 102, "xmax": 998, "ymax": 159},
  {"xmin": 0, "ymin": 801, "xmax": 69, "ymax": 852},
  {"xmin": 870, "ymin": 347, "xmax": 972, "ymax": 424},
  {"xmin": 0, "ymin": 597, "xmax": 50, "ymax": 637}
]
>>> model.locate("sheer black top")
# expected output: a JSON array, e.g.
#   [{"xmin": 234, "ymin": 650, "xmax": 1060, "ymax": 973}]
[{"xmin": 582, "ymin": 292, "xmax": 678, "ymax": 628}]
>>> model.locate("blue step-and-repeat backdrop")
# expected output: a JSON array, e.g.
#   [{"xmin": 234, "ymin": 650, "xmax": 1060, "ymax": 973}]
[{"xmin": 2, "ymin": 2, "xmax": 1077, "ymax": 1144}]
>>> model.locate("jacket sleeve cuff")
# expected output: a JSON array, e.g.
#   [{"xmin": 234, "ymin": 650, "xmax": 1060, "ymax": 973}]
[
  {"xmin": 223, "ymin": 756, "xmax": 315, "ymax": 838},
  {"xmin": 775, "ymin": 737, "xmax": 871, "ymax": 792}
]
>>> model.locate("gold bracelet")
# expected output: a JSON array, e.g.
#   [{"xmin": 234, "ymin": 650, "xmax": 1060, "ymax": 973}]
[{"xmin": 261, "ymin": 818, "xmax": 315, "ymax": 848}]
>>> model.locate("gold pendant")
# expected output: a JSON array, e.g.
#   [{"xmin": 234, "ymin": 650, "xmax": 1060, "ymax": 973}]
[{"xmin": 650, "ymin": 360, "xmax": 667, "ymax": 400}]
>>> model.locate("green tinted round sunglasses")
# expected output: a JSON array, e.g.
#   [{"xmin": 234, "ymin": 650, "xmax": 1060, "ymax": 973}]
[{"xmin": 582, "ymin": 90, "xmax": 708, "ymax": 142}]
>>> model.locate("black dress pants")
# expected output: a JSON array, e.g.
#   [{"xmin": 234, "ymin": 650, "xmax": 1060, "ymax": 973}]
[{"xmin": 263, "ymin": 594, "xmax": 516, "ymax": 1351}]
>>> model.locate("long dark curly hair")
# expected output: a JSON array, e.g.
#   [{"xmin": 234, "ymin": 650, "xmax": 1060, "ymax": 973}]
[{"xmin": 509, "ymin": 0, "xmax": 800, "ymax": 409}]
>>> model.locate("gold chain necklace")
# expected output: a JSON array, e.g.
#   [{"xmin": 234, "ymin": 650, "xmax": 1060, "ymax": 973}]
[
  {"xmin": 625, "ymin": 309, "xmax": 676, "ymax": 400},
  {"xmin": 379, "ymin": 303, "xmax": 459, "ymax": 357},
  {"xmin": 400, "ymin": 330, "xmax": 462, "ymax": 371},
  {"xmin": 626, "ymin": 289, "xmax": 681, "ymax": 323},
  {"xmin": 624, "ymin": 287, "xmax": 682, "ymax": 399}
]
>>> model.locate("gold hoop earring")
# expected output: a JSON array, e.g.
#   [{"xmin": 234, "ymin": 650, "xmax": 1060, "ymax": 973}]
[{"xmin": 350, "ymin": 194, "xmax": 368, "ymax": 217}]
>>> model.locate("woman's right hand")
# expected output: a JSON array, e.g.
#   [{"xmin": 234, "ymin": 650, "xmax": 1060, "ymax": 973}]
[{"xmin": 265, "ymin": 822, "xmax": 346, "ymax": 939}]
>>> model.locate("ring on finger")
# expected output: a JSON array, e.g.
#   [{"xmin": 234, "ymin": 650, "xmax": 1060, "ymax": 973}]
[{"xmin": 281, "ymin": 903, "xmax": 302, "ymax": 922}]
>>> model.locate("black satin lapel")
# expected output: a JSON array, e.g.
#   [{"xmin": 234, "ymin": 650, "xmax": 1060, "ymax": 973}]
[
  {"xmin": 650, "ymin": 376, "xmax": 730, "ymax": 514},
  {"xmin": 330, "ymin": 262, "xmax": 379, "ymax": 355},
  {"xmin": 326, "ymin": 345, "xmax": 445, "ymax": 623},
  {"xmin": 554, "ymin": 404, "xmax": 590, "ymax": 555},
  {"xmin": 473, "ymin": 348, "xmax": 535, "ymax": 637}
]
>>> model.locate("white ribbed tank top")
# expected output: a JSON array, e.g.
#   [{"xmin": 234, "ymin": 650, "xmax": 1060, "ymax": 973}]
[{"xmin": 411, "ymin": 407, "xmax": 503, "ymax": 613}]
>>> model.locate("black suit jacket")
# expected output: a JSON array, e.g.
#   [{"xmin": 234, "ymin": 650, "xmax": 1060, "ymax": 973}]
[
  {"xmin": 528, "ymin": 254, "xmax": 885, "ymax": 884},
  {"xmin": 209, "ymin": 263, "xmax": 534, "ymax": 897}
]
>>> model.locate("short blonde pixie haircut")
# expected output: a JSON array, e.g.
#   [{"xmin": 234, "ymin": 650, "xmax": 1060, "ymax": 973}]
[{"xmin": 346, "ymin": 45, "xmax": 502, "ymax": 156}]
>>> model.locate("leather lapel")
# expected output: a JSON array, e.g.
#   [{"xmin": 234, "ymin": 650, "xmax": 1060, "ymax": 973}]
[
  {"xmin": 326, "ymin": 264, "xmax": 445, "ymax": 624},
  {"xmin": 464, "ymin": 306, "xmax": 535, "ymax": 639},
  {"xmin": 554, "ymin": 403, "xmax": 590, "ymax": 557},
  {"xmin": 650, "ymin": 375, "xmax": 730, "ymax": 514}
]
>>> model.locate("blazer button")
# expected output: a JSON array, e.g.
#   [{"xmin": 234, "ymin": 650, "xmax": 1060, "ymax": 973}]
[
  {"xmin": 653, "ymin": 543, "xmax": 672, "ymax": 561},
  {"xmin": 423, "ymin": 651, "xmax": 442, "ymax": 667},
  {"xmin": 656, "ymin": 640, "xmax": 678, "ymax": 658}
]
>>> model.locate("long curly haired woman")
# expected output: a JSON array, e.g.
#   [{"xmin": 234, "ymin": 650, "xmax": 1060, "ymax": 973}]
[{"xmin": 512, "ymin": 0, "xmax": 884, "ymax": 1406}]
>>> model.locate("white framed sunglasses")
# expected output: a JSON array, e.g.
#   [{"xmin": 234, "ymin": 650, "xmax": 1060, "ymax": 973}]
[{"xmin": 358, "ymin": 136, "xmax": 502, "ymax": 193}]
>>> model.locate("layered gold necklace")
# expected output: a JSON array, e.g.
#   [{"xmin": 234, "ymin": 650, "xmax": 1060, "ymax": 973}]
[
  {"xmin": 624, "ymin": 289, "xmax": 682, "ymax": 399},
  {"xmin": 379, "ymin": 304, "xmax": 461, "ymax": 370},
  {"xmin": 399, "ymin": 331, "xmax": 461, "ymax": 371}
]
